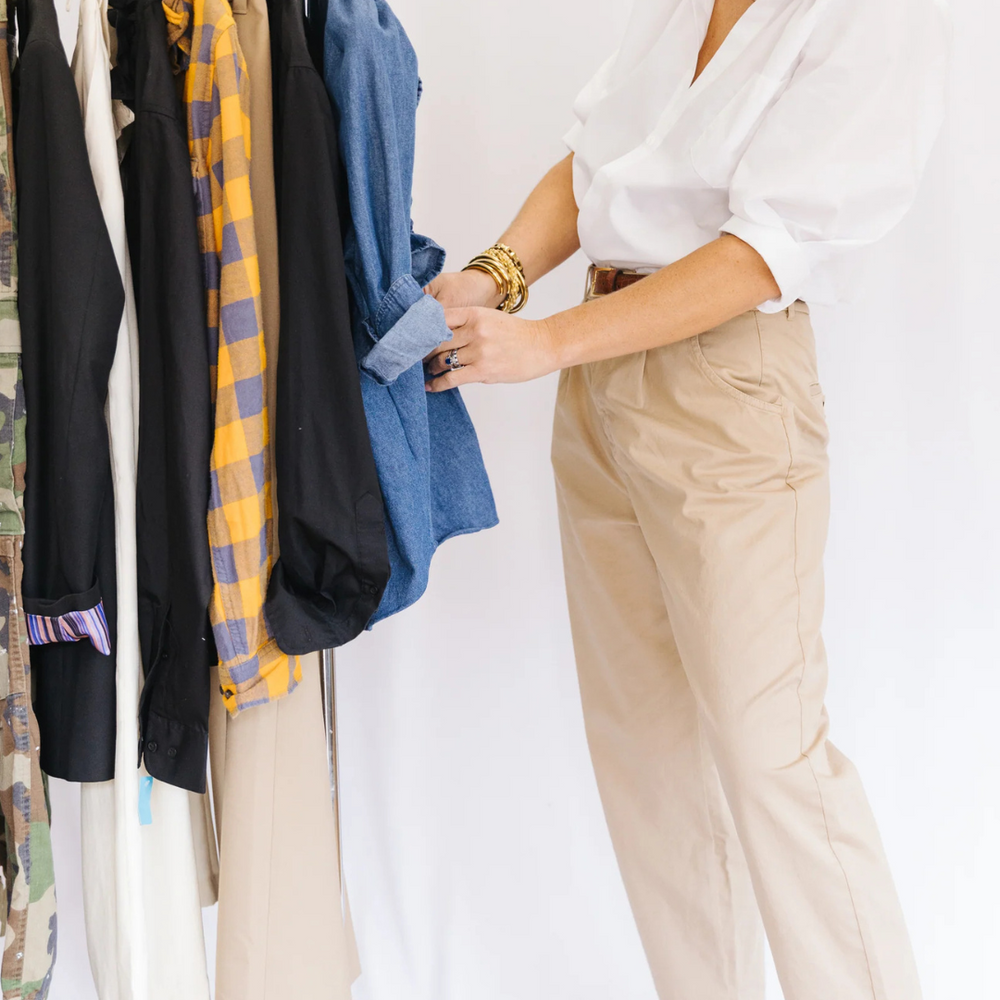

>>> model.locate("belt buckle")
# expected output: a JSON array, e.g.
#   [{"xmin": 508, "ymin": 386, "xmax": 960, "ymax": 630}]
[{"xmin": 585, "ymin": 265, "xmax": 614, "ymax": 302}]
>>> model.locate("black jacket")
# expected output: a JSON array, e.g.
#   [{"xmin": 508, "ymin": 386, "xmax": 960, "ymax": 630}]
[
  {"xmin": 120, "ymin": 0, "xmax": 217, "ymax": 793},
  {"xmin": 262, "ymin": 0, "xmax": 389, "ymax": 654},
  {"xmin": 15, "ymin": 0, "xmax": 123, "ymax": 782}
]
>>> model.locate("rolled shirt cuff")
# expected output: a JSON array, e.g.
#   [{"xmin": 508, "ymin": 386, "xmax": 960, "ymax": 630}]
[
  {"xmin": 217, "ymin": 635, "xmax": 302, "ymax": 716},
  {"xmin": 361, "ymin": 280, "xmax": 451, "ymax": 386},
  {"xmin": 719, "ymin": 213, "xmax": 811, "ymax": 313},
  {"xmin": 23, "ymin": 582, "xmax": 112, "ymax": 655}
]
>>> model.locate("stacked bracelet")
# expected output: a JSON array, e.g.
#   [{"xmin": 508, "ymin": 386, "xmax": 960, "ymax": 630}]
[{"xmin": 463, "ymin": 242, "xmax": 529, "ymax": 314}]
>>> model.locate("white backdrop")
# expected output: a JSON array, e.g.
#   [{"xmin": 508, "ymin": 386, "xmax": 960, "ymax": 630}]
[{"xmin": 47, "ymin": 1, "xmax": 999, "ymax": 998}]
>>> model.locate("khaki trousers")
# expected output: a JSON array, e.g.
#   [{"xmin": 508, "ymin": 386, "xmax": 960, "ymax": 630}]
[
  {"xmin": 209, "ymin": 652, "xmax": 360, "ymax": 1000},
  {"xmin": 552, "ymin": 304, "xmax": 921, "ymax": 1000}
]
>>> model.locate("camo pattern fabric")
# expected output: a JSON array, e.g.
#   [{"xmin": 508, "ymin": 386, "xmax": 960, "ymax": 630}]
[
  {"xmin": 0, "ymin": 3, "xmax": 58, "ymax": 993},
  {"xmin": 0, "ymin": 0, "xmax": 16, "ymax": 362},
  {"xmin": 0, "ymin": 534, "xmax": 56, "ymax": 1000}
]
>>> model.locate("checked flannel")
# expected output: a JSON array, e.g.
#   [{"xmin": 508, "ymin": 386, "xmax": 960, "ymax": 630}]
[{"xmin": 164, "ymin": 0, "xmax": 300, "ymax": 713}]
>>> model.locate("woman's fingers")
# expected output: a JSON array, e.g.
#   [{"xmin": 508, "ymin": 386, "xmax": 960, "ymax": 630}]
[
  {"xmin": 424, "ymin": 353, "xmax": 451, "ymax": 377},
  {"xmin": 423, "ymin": 307, "xmax": 482, "ymax": 364},
  {"xmin": 423, "ymin": 329, "xmax": 469, "ymax": 366},
  {"xmin": 423, "ymin": 331, "xmax": 470, "ymax": 367},
  {"xmin": 425, "ymin": 364, "xmax": 479, "ymax": 393},
  {"xmin": 424, "ymin": 340, "xmax": 480, "ymax": 376}
]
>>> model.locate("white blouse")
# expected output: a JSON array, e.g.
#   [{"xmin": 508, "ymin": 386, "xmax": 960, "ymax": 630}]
[{"xmin": 565, "ymin": 0, "xmax": 949, "ymax": 311}]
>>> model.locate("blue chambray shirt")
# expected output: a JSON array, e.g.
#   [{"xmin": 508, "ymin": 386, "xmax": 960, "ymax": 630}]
[{"xmin": 323, "ymin": 0, "xmax": 498, "ymax": 624}]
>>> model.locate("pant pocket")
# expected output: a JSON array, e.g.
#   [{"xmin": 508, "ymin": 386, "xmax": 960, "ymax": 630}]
[{"xmin": 690, "ymin": 317, "xmax": 785, "ymax": 415}]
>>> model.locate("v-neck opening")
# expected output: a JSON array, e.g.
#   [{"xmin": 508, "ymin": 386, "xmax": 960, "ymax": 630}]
[{"xmin": 688, "ymin": 0, "xmax": 770, "ymax": 95}]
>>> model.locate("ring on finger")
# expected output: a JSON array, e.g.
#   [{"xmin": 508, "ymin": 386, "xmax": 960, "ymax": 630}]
[{"xmin": 445, "ymin": 348, "xmax": 464, "ymax": 371}]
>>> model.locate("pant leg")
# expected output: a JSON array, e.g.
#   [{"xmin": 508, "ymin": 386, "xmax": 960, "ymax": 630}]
[
  {"xmin": 211, "ymin": 651, "xmax": 358, "ymax": 1000},
  {"xmin": 552, "ymin": 364, "xmax": 765, "ymax": 1000},
  {"xmin": 599, "ymin": 306, "xmax": 921, "ymax": 1000}
]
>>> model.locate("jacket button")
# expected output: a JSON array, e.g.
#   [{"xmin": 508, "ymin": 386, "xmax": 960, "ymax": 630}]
[
  {"xmin": 147, "ymin": 741, "xmax": 158, "ymax": 753},
  {"xmin": 167, "ymin": 747, "xmax": 177, "ymax": 759},
  {"xmin": 362, "ymin": 582, "xmax": 377, "ymax": 596}
]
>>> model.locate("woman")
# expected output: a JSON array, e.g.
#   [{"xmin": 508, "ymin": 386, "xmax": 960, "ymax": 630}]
[{"xmin": 425, "ymin": 0, "xmax": 947, "ymax": 998}]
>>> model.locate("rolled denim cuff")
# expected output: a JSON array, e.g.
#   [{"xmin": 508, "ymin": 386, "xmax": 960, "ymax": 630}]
[{"xmin": 362, "ymin": 280, "xmax": 451, "ymax": 386}]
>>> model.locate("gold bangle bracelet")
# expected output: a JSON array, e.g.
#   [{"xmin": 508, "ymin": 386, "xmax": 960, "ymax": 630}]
[
  {"xmin": 464, "ymin": 257, "xmax": 510, "ymax": 302},
  {"xmin": 464, "ymin": 243, "xmax": 530, "ymax": 314},
  {"xmin": 489, "ymin": 244, "xmax": 528, "ymax": 314},
  {"xmin": 493, "ymin": 242, "xmax": 526, "ymax": 279}
]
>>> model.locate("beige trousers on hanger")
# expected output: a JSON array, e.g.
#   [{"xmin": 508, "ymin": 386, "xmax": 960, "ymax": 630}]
[
  {"xmin": 209, "ymin": 654, "xmax": 360, "ymax": 1000},
  {"xmin": 204, "ymin": 3, "xmax": 361, "ymax": 996},
  {"xmin": 552, "ymin": 304, "xmax": 922, "ymax": 1000}
]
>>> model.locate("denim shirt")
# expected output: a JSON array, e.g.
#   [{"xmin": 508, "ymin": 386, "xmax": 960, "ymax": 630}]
[{"xmin": 323, "ymin": 0, "xmax": 497, "ymax": 623}]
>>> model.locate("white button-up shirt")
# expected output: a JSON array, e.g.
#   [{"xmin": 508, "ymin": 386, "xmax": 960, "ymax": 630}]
[{"xmin": 566, "ymin": 0, "xmax": 949, "ymax": 311}]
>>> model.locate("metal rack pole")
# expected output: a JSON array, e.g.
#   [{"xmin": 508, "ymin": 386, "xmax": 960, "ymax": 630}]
[{"xmin": 319, "ymin": 648, "xmax": 345, "ymax": 907}]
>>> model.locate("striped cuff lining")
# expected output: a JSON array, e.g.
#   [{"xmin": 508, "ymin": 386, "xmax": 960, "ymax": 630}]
[{"xmin": 26, "ymin": 600, "xmax": 112, "ymax": 656}]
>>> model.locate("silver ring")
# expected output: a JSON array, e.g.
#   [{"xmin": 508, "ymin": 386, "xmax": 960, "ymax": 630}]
[{"xmin": 445, "ymin": 348, "xmax": 464, "ymax": 371}]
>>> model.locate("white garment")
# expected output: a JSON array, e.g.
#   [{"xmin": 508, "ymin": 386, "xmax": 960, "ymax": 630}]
[
  {"xmin": 71, "ymin": 4, "xmax": 212, "ymax": 999},
  {"xmin": 565, "ymin": 0, "xmax": 949, "ymax": 310}
]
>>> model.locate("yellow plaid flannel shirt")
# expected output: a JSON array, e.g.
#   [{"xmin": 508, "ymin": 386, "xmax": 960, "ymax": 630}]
[{"xmin": 164, "ymin": 0, "xmax": 300, "ymax": 713}]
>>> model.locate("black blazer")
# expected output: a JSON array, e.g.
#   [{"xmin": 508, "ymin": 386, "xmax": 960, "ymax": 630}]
[{"xmin": 16, "ymin": 0, "xmax": 123, "ymax": 782}]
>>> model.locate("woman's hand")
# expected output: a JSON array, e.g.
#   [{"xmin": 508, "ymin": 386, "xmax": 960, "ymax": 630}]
[
  {"xmin": 424, "ymin": 308, "xmax": 560, "ymax": 392},
  {"xmin": 424, "ymin": 270, "xmax": 504, "ymax": 310}
]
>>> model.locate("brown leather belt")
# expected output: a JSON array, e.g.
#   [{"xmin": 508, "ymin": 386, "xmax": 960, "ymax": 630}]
[{"xmin": 585, "ymin": 265, "xmax": 650, "ymax": 301}]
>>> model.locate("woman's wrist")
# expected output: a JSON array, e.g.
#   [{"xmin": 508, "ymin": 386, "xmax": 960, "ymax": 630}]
[
  {"xmin": 464, "ymin": 268, "xmax": 506, "ymax": 309},
  {"xmin": 425, "ymin": 268, "xmax": 505, "ymax": 310},
  {"xmin": 536, "ymin": 309, "xmax": 579, "ymax": 373},
  {"xmin": 534, "ymin": 313, "xmax": 573, "ymax": 375}
]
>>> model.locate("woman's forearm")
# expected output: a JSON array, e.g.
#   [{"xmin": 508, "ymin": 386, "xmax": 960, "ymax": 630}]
[
  {"xmin": 426, "ymin": 155, "xmax": 580, "ymax": 309},
  {"xmin": 425, "ymin": 234, "xmax": 781, "ymax": 391},
  {"xmin": 544, "ymin": 234, "xmax": 781, "ymax": 369},
  {"xmin": 497, "ymin": 154, "xmax": 581, "ymax": 286}
]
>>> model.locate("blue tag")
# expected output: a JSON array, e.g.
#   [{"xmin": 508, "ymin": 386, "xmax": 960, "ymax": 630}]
[{"xmin": 139, "ymin": 776, "xmax": 154, "ymax": 826}]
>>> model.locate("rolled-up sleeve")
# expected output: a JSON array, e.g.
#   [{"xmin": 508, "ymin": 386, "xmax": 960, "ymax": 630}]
[{"xmin": 720, "ymin": 0, "xmax": 949, "ymax": 311}]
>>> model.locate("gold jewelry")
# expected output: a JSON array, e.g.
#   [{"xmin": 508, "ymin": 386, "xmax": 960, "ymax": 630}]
[
  {"xmin": 465, "ymin": 254, "xmax": 510, "ymax": 302},
  {"xmin": 494, "ymin": 242, "xmax": 525, "ymax": 278},
  {"xmin": 463, "ymin": 242, "xmax": 529, "ymax": 314}
]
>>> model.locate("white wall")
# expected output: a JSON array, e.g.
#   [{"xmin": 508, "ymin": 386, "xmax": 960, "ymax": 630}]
[{"xmin": 47, "ymin": 1, "xmax": 998, "ymax": 998}]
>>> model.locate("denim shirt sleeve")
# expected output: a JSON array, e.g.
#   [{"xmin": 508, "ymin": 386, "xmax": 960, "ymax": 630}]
[{"xmin": 324, "ymin": 0, "xmax": 449, "ymax": 386}]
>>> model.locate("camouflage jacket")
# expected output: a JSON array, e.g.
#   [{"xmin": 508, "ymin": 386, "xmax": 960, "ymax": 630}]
[{"xmin": 0, "ymin": 3, "xmax": 58, "ymax": 995}]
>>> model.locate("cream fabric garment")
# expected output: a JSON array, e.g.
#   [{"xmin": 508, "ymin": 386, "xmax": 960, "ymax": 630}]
[
  {"xmin": 72, "ymin": 4, "xmax": 211, "ymax": 998},
  {"xmin": 565, "ymin": 0, "xmax": 948, "ymax": 310}
]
